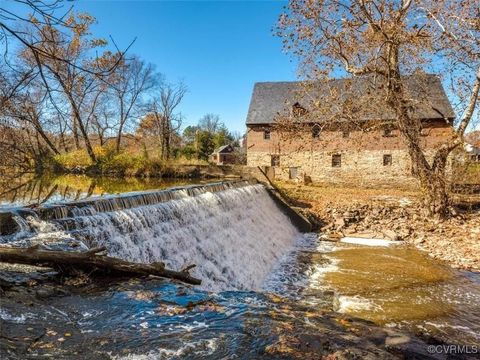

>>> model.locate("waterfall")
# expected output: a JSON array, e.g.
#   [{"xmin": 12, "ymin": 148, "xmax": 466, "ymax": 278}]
[{"xmin": 3, "ymin": 181, "xmax": 301, "ymax": 292}]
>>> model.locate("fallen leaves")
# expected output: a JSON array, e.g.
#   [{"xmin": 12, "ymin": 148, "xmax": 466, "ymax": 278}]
[
  {"xmin": 126, "ymin": 290, "xmax": 157, "ymax": 301},
  {"xmin": 156, "ymin": 304, "xmax": 187, "ymax": 316}
]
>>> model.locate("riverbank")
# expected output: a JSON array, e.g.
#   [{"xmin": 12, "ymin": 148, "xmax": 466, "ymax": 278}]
[
  {"xmin": 276, "ymin": 181, "xmax": 480, "ymax": 271},
  {"xmin": 49, "ymin": 161, "xmax": 244, "ymax": 179},
  {"xmin": 45, "ymin": 146, "xmax": 247, "ymax": 179}
]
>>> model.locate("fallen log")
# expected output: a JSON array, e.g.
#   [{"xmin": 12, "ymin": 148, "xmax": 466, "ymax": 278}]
[{"xmin": 0, "ymin": 246, "xmax": 201, "ymax": 285}]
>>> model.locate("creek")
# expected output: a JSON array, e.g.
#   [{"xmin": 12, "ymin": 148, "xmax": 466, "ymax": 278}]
[{"xmin": 0, "ymin": 177, "xmax": 478, "ymax": 359}]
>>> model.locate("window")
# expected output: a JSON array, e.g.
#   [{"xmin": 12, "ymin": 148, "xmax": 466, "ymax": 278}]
[
  {"xmin": 263, "ymin": 129, "xmax": 271, "ymax": 140},
  {"xmin": 383, "ymin": 154, "xmax": 392, "ymax": 166},
  {"xmin": 383, "ymin": 128, "xmax": 393, "ymax": 137},
  {"xmin": 342, "ymin": 130, "xmax": 350, "ymax": 138},
  {"xmin": 289, "ymin": 167, "xmax": 298, "ymax": 179},
  {"xmin": 271, "ymin": 155, "xmax": 280, "ymax": 166},
  {"xmin": 292, "ymin": 102, "xmax": 308, "ymax": 117},
  {"xmin": 312, "ymin": 125, "xmax": 321, "ymax": 138},
  {"xmin": 332, "ymin": 154, "xmax": 341, "ymax": 167}
]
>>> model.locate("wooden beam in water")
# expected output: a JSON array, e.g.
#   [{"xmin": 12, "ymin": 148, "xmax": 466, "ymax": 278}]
[{"xmin": 0, "ymin": 245, "xmax": 201, "ymax": 286}]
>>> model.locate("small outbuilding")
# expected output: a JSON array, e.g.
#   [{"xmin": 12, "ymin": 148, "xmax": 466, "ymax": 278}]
[
  {"xmin": 465, "ymin": 143, "xmax": 480, "ymax": 162},
  {"xmin": 210, "ymin": 144, "xmax": 236, "ymax": 165}
]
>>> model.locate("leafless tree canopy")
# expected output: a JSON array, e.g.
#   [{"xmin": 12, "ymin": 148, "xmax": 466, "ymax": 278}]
[
  {"xmin": 137, "ymin": 80, "xmax": 187, "ymax": 160},
  {"xmin": 0, "ymin": 2, "xmax": 163, "ymax": 171}
]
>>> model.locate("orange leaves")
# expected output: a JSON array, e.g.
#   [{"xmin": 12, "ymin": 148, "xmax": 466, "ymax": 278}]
[
  {"xmin": 156, "ymin": 304, "xmax": 187, "ymax": 316},
  {"xmin": 126, "ymin": 290, "xmax": 157, "ymax": 301}
]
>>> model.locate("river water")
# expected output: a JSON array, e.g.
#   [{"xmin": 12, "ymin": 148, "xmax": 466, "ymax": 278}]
[
  {"xmin": 0, "ymin": 174, "xmax": 203, "ymax": 210},
  {"xmin": 0, "ymin": 176, "xmax": 479, "ymax": 358}
]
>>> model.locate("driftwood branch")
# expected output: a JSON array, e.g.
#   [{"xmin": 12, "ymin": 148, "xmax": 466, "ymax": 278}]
[
  {"xmin": 0, "ymin": 246, "xmax": 201, "ymax": 285},
  {"xmin": 181, "ymin": 264, "xmax": 196, "ymax": 273}
]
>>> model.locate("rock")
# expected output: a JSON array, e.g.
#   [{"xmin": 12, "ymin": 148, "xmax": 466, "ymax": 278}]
[
  {"xmin": 334, "ymin": 216, "xmax": 346, "ymax": 228},
  {"xmin": 413, "ymin": 236, "xmax": 425, "ymax": 245},
  {"xmin": 35, "ymin": 286, "xmax": 57, "ymax": 299},
  {"xmin": 0, "ymin": 212, "xmax": 18, "ymax": 236},
  {"xmin": 382, "ymin": 229, "xmax": 399, "ymax": 241}
]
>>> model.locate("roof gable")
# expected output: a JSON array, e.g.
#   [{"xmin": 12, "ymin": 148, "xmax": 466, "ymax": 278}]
[{"xmin": 213, "ymin": 144, "xmax": 234, "ymax": 154}]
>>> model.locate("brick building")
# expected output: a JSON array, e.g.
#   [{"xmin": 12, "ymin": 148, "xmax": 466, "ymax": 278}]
[
  {"xmin": 245, "ymin": 75, "xmax": 455, "ymax": 185},
  {"xmin": 210, "ymin": 144, "xmax": 236, "ymax": 165}
]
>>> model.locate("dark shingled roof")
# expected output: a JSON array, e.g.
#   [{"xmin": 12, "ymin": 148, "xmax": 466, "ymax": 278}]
[
  {"xmin": 246, "ymin": 75, "xmax": 455, "ymax": 125},
  {"xmin": 212, "ymin": 144, "xmax": 233, "ymax": 154}
]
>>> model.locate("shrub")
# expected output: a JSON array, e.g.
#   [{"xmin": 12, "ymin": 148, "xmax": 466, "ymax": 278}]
[
  {"xmin": 52, "ymin": 146, "xmax": 211, "ymax": 176},
  {"xmin": 54, "ymin": 149, "xmax": 93, "ymax": 169}
]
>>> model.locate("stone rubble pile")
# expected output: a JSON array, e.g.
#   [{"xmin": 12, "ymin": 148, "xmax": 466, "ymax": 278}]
[{"xmin": 299, "ymin": 200, "xmax": 480, "ymax": 271}]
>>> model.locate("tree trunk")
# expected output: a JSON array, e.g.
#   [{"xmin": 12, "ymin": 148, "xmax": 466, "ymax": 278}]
[
  {"xmin": 116, "ymin": 104, "xmax": 125, "ymax": 153},
  {"xmin": 419, "ymin": 171, "xmax": 449, "ymax": 217},
  {"xmin": 53, "ymin": 72, "xmax": 96, "ymax": 162},
  {"xmin": 36, "ymin": 128, "xmax": 60, "ymax": 155},
  {"xmin": 72, "ymin": 115, "xmax": 80, "ymax": 150},
  {"xmin": 385, "ymin": 47, "xmax": 451, "ymax": 217},
  {"xmin": 116, "ymin": 124, "xmax": 124, "ymax": 153},
  {"xmin": 0, "ymin": 246, "xmax": 201, "ymax": 285}
]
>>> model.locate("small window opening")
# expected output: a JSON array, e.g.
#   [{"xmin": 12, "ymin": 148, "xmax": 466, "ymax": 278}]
[
  {"xmin": 383, "ymin": 154, "xmax": 392, "ymax": 166},
  {"xmin": 292, "ymin": 102, "xmax": 308, "ymax": 117},
  {"xmin": 271, "ymin": 155, "xmax": 280, "ymax": 166},
  {"xmin": 264, "ymin": 129, "xmax": 271, "ymax": 140},
  {"xmin": 342, "ymin": 130, "xmax": 350, "ymax": 138},
  {"xmin": 383, "ymin": 128, "xmax": 393, "ymax": 137},
  {"xmin": 289, "ymin": 167, "xmax": 298, "ymax": 179},
  {"xmin": 312, "ymin": 125, "xmax": 321, "ymax": 138},
  {"xmin": 332, "ymin": 154, "xmax": 341, "ymax": 167}
]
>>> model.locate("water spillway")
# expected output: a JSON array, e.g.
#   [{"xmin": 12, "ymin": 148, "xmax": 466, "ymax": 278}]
[{"xmin": 1, "ymin": 180, "xmax": 302, "ymax": 291}]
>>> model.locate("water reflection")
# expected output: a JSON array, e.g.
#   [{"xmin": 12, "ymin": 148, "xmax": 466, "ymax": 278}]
[{"xmin": 0, "ymin": 173, "xmax": 205, "ymax": 209}]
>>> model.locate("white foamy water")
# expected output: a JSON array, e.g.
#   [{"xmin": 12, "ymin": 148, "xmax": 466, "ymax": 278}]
[
  {"xmin": 0, "ymin": 309, "xmax": 30, "ymax": 323},
  {"xmin": 50, "ymin": 184, "xmax": 299, "ymax": 292},
  {"xmin": 112, "ymin": 338, "xmax": 219, "ymax": 360},
  {"xmin": 340, "ymin": 237, "xmax": 401, "ymax": 247},
  {"xmin": 334, "ymin": 295, "xmax": 380, "ymax": 313}
]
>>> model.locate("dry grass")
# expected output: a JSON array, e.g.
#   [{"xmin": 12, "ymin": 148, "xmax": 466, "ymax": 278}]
[{"xmin": 275, "ymin": 181, "xmax": 420, "ymax": 209}]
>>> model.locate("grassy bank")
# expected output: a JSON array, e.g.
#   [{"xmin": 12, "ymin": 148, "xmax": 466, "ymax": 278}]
[{"xmin": 52, "ymin": 147, "xmax": 210, "ymax": 177}]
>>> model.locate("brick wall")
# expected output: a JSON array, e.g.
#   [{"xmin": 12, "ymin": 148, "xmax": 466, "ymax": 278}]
[{"xmin": 246, "ymin": 121, "xmax": 453, "ymax": 185}]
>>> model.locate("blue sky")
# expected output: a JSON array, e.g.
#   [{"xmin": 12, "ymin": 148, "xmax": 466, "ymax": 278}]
[{"xmin": 70, "ymin": 0, "xmax": 296, "ymax": 134}]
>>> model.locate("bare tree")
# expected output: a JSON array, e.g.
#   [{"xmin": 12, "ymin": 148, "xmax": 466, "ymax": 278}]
[
  {"xmin": 91, "ymin": 100, "xmax": 116, "ymax": 147},
  {"xmin": 18, "ymin": 12, "xmax": 121, "ymax": 162},
  {"xmin": 278, "ymin": 0, "xmax": 479, "ymax": 216},
  {"xmin": 199, "ymin": 113, "xmax": 221, "ymax": 134},
  {"xmin": 0, "ymin": 62, "xmax": 61, "ymax": 170},
  {"xmin": 108, "ymin": 56, "xmax": 156, "ymax": 152},
  {"xmin": 150, "ymin": 81, "xmax": 187, "ymax": 159},
  {"xmin": 0, "ymin": 1, "xmax": 130, "ymax": 105}
]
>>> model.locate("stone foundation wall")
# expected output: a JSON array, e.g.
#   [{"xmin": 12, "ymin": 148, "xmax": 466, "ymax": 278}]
[
  {"xmin": 247, "ymin": 152, "xmax": 272, "ymax": 167},
  {"xmin": 247, "ymin": 150, "xmax": 434, "ymax": 186},
  {"xmin": 246, "ymin": 122, "xmax": 454, "ymax": 186}
]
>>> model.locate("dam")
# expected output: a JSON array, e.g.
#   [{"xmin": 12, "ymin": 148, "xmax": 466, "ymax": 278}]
[{"xmin": 0, "ymin": 180, "xmax": 307, "ymax": 291}]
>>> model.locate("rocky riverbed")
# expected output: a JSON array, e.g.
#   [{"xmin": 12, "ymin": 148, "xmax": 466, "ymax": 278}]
[
  {"xmin": 0, "ymin": 267, "xmax": 444, "ymax": 360},
  {"xmin": 278, "ymin": 182, "xmax": 480, "ymax": 271}
]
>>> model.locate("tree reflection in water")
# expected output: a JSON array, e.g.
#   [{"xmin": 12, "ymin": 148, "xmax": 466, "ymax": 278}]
[{"xmin": 0, "ymin": 173, "xmax": 201, "ymax": 208}]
